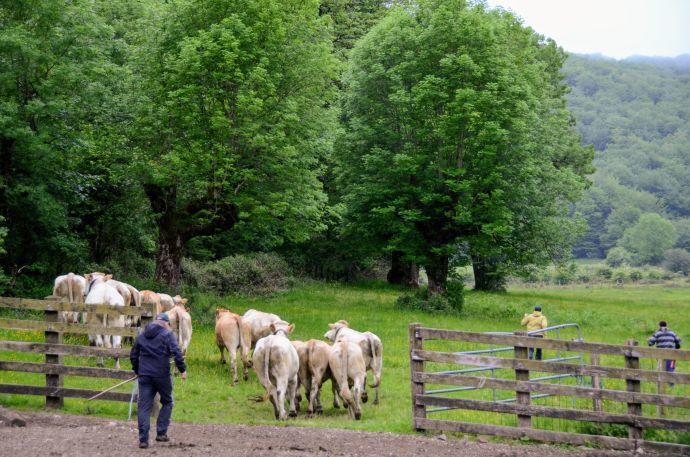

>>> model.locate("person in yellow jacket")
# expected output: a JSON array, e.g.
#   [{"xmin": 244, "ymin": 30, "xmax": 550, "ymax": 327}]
[{"xmin": 521, "ymin": 306, "xmax": 548, "ymax": 360}]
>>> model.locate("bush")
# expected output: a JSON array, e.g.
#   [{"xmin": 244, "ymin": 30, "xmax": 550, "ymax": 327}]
[
  {"xmin": 395, "ymin": 281, "xmax": 464, "ymax": 314},
  {"xmin": 629, "ymin": 269, "xmax": 643, "ymax": 281},
  {"xmin": 663, "ymin": 248, "xmax": 690, "ymax": 275},
  {"xmin": 182, "ymin": 253, "xmax": 292, "ymax": 295},
  {"xmin": 611, "ymin": 268, "xmax": 628, "ymax": 283},
  {"xmin": 605, "ymin": 247, "xmax": 632, "ymax": 267},
  {"xmin": 595, "ymin": 265, "xmax": 612, "ymax": 279},
  {"xmin": 554, "ymin": 263, "xmax": 577, "ymax": 284}
]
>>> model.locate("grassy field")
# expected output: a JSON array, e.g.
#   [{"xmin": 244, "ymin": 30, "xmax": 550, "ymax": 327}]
[{"xmin": 1, "ymin": 281, "xmax": 689, "ymax": 440}]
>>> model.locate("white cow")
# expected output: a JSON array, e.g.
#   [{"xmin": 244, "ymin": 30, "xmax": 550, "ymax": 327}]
[
  {"xmin": 241, "ymin": 309, "xmax": 283, "ymax": 366},
  {"xmin": 252, "ymin": 321, "xmax": 299, "ymax": 420},
  {"xmin": 105, "ymin": 279, "xmax": 140, "ymax": 328},
  {"xmin": 329, "ymin": 340, "xmax": 366, "ymax": 420},
  {"xmin": 324, "ymin": 320, "xmax": 383, "ymax": 404},
  {"xmin": 158, "ymin": 293, "xmax": 175, "ymax": 314},
  {"xmin": 84, "ymin": 273, "xmax": 125, "ymax": 368},
  {"xmin": 52, "ymin": 273, "xmax": 86, "ymax": 324},
  {"xmin": 168, "ymin": 295, "xmax": 192, "ymax": 356}
]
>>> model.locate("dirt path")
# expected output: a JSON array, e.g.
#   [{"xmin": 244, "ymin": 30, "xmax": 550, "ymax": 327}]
[{"xmin": 0, "ymin": 410, "xmax": 636, "ymax": 457}]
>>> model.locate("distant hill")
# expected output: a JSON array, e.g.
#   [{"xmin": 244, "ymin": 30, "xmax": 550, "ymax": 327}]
[{"xmin": 564, "ymin": 54, "xmax": 690, "ymax": 258}]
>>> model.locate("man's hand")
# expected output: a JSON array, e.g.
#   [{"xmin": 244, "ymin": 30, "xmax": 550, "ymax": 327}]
[{"xmin": 181, "ymin": 371, "xmax": 187, "ymax": 381}]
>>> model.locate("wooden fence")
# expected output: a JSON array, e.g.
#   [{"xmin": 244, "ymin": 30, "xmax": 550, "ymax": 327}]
[
  {"xmin": 0, "ymin": 297, "xmax": 154, "ymax": 408},
  {"xmin": 409, "ymin": 323, "xmax": 690, "ymax": 455}
]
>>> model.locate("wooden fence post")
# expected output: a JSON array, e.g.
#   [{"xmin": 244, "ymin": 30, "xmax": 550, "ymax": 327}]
[
  {"xmin": 44, "ymin": 305, "xmax": 63, "ymax": 409},
  {"xmin": 409, "ymin": 323, "xmax": 426, "ymax": 431},
  {"xmin": 656, "ymin": 358, "xmax": 665, "ymax": 417},
  {"xmin": 514, "ymin": 331, "xmax": 531, "ymax": 428},
  {"xmin": 625, "ymin": 339, "xmax": 643, "ymax": 443},
  {"xmin": 590, "ymin": 353, "xmax": 602, "ymax": 412}
]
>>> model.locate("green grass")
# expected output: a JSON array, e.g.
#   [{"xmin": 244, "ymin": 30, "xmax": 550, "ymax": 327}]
[{"xmin": 1, "ymin": 281, "xmax": 689, "ymax": 441}]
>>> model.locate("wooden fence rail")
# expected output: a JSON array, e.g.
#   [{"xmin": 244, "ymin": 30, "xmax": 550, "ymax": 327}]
[
  {"xmin": 409, "ymin": 323, "xmax": 690, "ymax": 455},
  {"xmin": 0, "ymin": 296, "xmax": 154, "ymax": 408}
]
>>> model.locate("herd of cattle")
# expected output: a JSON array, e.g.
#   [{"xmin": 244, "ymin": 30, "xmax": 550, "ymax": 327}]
[
  {"xmin": 52, "ymin": 272, "xmax": 192, "ymax": 369},
  {"xmin": 52, "ymin": 272, "xmax": 383, "ymax": 421}
]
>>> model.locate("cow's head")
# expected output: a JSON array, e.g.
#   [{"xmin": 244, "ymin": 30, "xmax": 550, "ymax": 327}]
[
  {"xmin": 173, "ymin": 295, "xmax": 189, "ymax": 310},
  {"xmin": 84, "ymin": 272, "xmax": 110, "ymax": 295},
  {"xmin": 271, "ymin": 320, "xmax": 294, "ymax": 337},
  {"xmin": 324, "ymin": 320, "xmax": 349, "ymax": 341}
]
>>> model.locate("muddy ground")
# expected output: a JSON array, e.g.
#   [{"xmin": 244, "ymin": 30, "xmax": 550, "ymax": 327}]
[{"xmin": 0, "ymin": 409, "xmax": 638, "ymax": 457}]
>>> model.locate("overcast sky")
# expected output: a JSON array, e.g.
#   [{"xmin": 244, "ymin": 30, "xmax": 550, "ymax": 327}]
[{"xmin": 485, "ymin": 0, "xmax": 690, "ymax": 59}]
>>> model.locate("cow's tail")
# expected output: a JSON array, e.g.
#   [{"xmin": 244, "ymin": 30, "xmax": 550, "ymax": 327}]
[
  {"xmin": 67, "ymin": 272, "xmax": 75, "ymax": 304},
  {"xmin": 366, "ymin": 333, "xmax": 381, "ymax": 388},
  {"xmin": 262, "ymin": 342, "xmax": 274, "ymax": 394},
  {"xmin": 132, "ymin": 289, "xmax": 141, "ymax": 307},
  {"xmin": 338, "ymin": 343, "xmax": 352, "ymax": 403},
  {"xmin": 237, "ymin": 317, "xmax": 251, "ymax": 365}
]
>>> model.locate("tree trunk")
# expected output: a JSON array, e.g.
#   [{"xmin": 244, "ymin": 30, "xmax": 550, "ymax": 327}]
[
  {"xmin": 472, "ymin": 254, "xmax": 507, "ymax": 292},
  {"xmin": 154, "ymin": 226, "xmax": 183, "ymax": 288},
  {"xmin": 425, "ymin": 253, "xmax": 448, "ymax": 295},
  {"xmin": 387, "ymin": 251, "xmax": 420, "ymax": 288}
]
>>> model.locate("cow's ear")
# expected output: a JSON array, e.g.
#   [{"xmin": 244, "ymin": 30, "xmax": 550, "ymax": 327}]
[
  {"xmin": 288, "ymin": 324, "xmax": 295, "ymax": 333},
  {"xmin": 339, "ymin": 320, "xmax": 349, "ymax": 327},
  {"xmin": 215, "ymin": 308, "xmax": 221, "ymax": 317},
  {"xmin": 270, "ymin": 323, "xmax": 276, "ymax": 333},
  {"xmin": 85, "ymin": 274, "xmax": 92, "ymax": 283},
  {"xmin": 328, "ymin": 323, "xmax": 336, "ymax": 329},
  {"xmin": 105, "ymin": 274, "xmax": 113, "ymax": 281},
  {"xmin": 182, "ymin": 298, "xmax": 188, "ymax": 305}
]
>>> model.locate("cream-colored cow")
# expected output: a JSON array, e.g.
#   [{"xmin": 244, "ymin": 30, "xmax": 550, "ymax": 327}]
[
  {"xmin": 241, "ymin": 309, "xmax": 284, "ymax": 366},
  {"xmin": 292, "ymin": 339, "xmax": 335, "ymax": 416},
  {"xmin": 252, "ymin": 321, "xmax": 298, "ymax": 420},
  {"xmin": 324, "ymin": 320, "xmax": 383, "ymax": 404},
  {"xmin": 167, "ymin": 295, "xmax": 192, "ymax": 356},
  {"xmin": 215, "ymin": 308, "xmax": 248, "ymax": 384},
  {"xmin": 329, "ymin": 340, "xmax": 366, "ymax": 420},
  {"xmin": 53, "ymin": 273, "xmax": 86, "ymax": 324}
]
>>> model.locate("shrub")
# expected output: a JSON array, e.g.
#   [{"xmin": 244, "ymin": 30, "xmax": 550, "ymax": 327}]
[
  {"xmin": 663, "ymin": 248, "xmax": 690, "ymax": 275},
  {"xmin": 182, "ymin": 253, "xmax": 292, "ymax": 295},
  {"xmin": 629, "ymin": 269, "xmax": 643, "ymax": 281},
  {"xmin": 554, "ymin": 263, "xmax": 577, "ymax": 284},
  {"xmin": 605, "ymin": 247, "xmax": 632, "ymax": 267},
  {"xmin": 611, "ymin": 268, "xmax": 628, "ymax": 283},
  {"xmin": 395, "ymin": 281, "xmax": 464, "ymax": 314},
  {"xmin": 595, "ymin": 265, "xmax": 612, "ymax": 279}
]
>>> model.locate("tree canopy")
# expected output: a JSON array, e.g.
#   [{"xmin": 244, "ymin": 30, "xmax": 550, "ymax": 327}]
[{"xmin": 339, "ymin": 0, "xmax": 591, "ymax": 294}]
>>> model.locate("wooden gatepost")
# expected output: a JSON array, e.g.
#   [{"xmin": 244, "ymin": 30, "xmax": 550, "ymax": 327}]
[
  {"xmin": 0, "ymin": 297, "xmax": 154, "ymax": 407},
  {"xmin": 409, "ymin": 323, "xmax": 690, "ymax": 455}
]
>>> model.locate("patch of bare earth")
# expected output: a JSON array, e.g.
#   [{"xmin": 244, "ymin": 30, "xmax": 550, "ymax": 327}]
[{"xmin": 0, "ymin": 409, "xmax": 639, "ymax": 457}]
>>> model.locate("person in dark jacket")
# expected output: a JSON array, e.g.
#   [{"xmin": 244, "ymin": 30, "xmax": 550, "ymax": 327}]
[
  {"xmin": 130, "ymin": 313, "xmax": 187, "ymax": 448},
  {"xmin": 648, "ymin": 320, "xmax": 682, "ymax": 386}
]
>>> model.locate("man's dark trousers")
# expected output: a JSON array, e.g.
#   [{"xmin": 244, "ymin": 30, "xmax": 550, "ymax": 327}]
[{"xmin": 137, "ymin": 375, "xmax": 173, "ymax": 443}]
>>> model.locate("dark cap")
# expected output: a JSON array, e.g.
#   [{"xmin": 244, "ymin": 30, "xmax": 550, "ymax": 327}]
[
  {"xmin": 534, "ymin": 306, "xmax": 542, "ymax": 312},
  {"xmin": 659, "ymin": 321, "xmax": 667, "ymax": 327},
  {"xmin": 156, "ymin": 313, "xmax": 170, "ymax": 323}
]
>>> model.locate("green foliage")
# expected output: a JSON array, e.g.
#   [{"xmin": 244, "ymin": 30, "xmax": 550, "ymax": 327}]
[
  {"xmin": 663, "ymin": 248, "xmax": 690, "ymax": 275},
  {"xmin": 340, "ymin": 0, "xmax": 591, "ymax": 292},
  {"xmin": 605, "ymin": 246, "xmax": 632, "ymax": 267},
  {"xmin": 182, "ymin": 253, "xmax": 292, "ymax": 296},
  {"xmin": 132, "ymin": 0, "xmax": 338, "ymax": 284},
  {"xmin": 619, "ymin": 213, "xmax": 678, "ymax": 265},
  {"xmin": 674, "ymin": 218, "xmax": 690, "ymax": 251},
  {"xmin": 395, "ymin": 283, "xmax": 464, "ymax": 314},
  {"xmin": 567, "ymin": 55, "xmax": 690, "ymax": 258}
]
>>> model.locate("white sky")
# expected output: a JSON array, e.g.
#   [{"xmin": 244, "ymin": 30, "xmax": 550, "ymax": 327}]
[{"xmin": 485, "ymin": 0, "xmax": 690, "ymax": 59}]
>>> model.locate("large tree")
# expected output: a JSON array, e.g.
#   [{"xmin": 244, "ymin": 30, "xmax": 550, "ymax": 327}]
[
  {"xmin": 0, "ymin": 0, "xmax": 137, "ymax": 285},
  {"xmin": 134, "ymin": 0, "xmax": 337, "ymax": 286},
  {"xmin": 340, "ymin": 0, "xmax": 592, "ymax": 294}
]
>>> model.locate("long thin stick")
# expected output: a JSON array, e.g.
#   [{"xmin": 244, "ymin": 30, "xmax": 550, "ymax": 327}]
[{"xmin": 87, "ymin": 376, "xmax": 138, "ymax": 401}]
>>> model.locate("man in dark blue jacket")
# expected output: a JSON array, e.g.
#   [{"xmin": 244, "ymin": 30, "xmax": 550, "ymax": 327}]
[{"xmin": 130, "ymin": 313, "xmax": 187, "ymax": 448}]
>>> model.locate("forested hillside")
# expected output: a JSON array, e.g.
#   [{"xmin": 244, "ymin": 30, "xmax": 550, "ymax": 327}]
[{"xmin": 565, "ymin": 54, "xmax": 690, "ymax": 262}]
